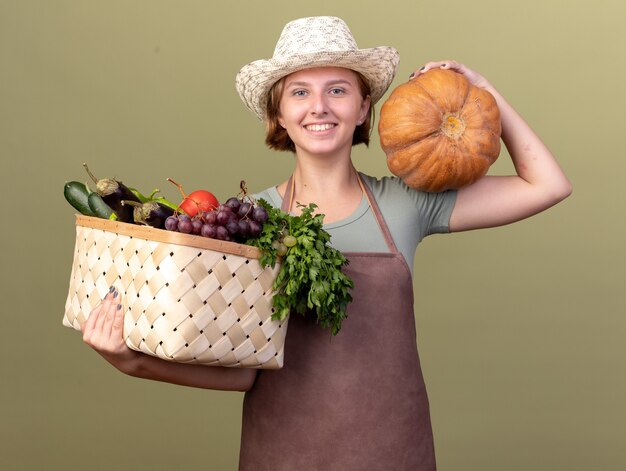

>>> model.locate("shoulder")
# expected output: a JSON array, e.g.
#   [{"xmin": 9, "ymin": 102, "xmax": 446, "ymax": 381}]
[
  {"xmin": 252, "ymin": 186, "xmax": 282, "ymax": 209},
  {"xmin": 359, "ymin": 173, "xmax": 410, "ymax": 198},
  {"xmin": 359, "ymin": 172, "xmax": 452, "ymax": 208}
]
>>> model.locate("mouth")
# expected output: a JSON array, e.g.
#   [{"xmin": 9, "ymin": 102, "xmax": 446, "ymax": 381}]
[{"xmin": 304, "ymin": 123, "xmax": 336, "ymax": 132}]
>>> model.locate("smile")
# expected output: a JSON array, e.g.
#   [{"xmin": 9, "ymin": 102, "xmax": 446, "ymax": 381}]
[{"xmin": 304, "ymin": 123, "xmax": 336, "ymax": 132}]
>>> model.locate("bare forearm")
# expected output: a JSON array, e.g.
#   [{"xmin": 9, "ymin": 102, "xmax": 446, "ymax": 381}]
[{"xmin": 121, "ymin": 352, "xmax": 258, "ymax": 392}]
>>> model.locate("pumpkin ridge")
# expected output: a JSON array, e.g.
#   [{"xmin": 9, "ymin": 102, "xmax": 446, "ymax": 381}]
[
  {"xmin": 415, "ymin": 70, "xmax": 471, "ymax": 113},
  {"xmin": 394, "ymin": 129, "xmax": 441, "ymax": 153},
  {"xmin": 463, "ymin": 126, "xmax": 501, "ymax": 143},
  {"xmin": 388, "ymin": 135, "xmax": 440, "ymax": 176},
  {"xmin": 378, "ymin": 88, "xmax": 443, "ymax": 153},
  {"xmin": 410, "ymin": 71, "xmax": 471, "ymax": 139},
  {"xmin": 409, "ymin": 80, "xmax": 445, "ymax": 114},
  {"xmin": 458, "ymin": 75, "xmax": 472, "ymax": 113},
  {"xmin": 461, "ymin": 128, "xmax": 501, "ymax": 165},
  {"xmin": 460, "ymin": 138, "xmax": 490, "ymax": 180}
]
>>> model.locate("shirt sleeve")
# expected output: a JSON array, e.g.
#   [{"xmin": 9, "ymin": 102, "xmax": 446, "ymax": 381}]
[
  {"xmin": 363, "ymin": 174, "xmax": 457, "ymax": 239},
  {"xmin": 414, "ymin": 185, "xmax": 458, "ymax": 235}
]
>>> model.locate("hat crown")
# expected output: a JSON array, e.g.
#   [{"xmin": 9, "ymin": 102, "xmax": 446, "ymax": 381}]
[{"xmin": 273, "ymin": 17, "xmax": 358, "ymax": 59}]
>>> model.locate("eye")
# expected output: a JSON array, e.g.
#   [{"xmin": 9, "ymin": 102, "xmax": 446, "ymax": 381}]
[
  {"xmin": 292, "ymin": 89, "xmax": 307, "ymax": 97},
  {"xmin": 329, "ymin": 88, "xmax": 345, "ymax": 95}
]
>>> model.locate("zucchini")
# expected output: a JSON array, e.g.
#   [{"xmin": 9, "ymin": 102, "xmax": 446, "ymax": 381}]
[
  {"xmin": 88, "ymin": 192, "xmax": 115, "ymax": 219},
  {"xmin": 64, "ymin": 181, "xmax": 95, "ymax": 216}
]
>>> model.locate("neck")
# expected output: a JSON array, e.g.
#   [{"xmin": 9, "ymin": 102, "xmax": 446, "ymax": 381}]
[
  {"xmin": 292, "ymin": 157, "xmax": 357, "ymax": 194},
  {"xmin": 280, "ymin": 153, "xmax": 363, "ymax": 223}
]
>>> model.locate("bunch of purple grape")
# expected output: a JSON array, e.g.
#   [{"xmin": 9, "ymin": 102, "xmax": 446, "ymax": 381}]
[{"xmin": 164, "ymin": 197, "xmax": 268, "ymax": 243}]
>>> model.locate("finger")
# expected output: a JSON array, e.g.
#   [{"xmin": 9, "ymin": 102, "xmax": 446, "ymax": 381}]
[
  {"xmin": 110, "ymin": 301, "xmax": 125, "ymax": 339},
  {"xmin": 82, "ymin": 289, "xmax": 113, "ymax": 341},
  {"xmin": 408, "ymin": 65, "xmax": 424, "ymax": 80},
  {"xmin": 410, "ymin": 60, "xmax": 459, "ymax": 80},
  {"xmin": 103, "ymin": 292, "xmax": 122, "ymax": 338},
  {"xmin": 82, "ymin": 302, "xmax": 103, "ymax": 337},
  {"xmin": 441, "ymin": 61, "xmax": 468, "ymax": 75},
  {"xmin": 440, "ymin": 60, "xmax": 457, "ymax": 68},
  {"xmin": 94, "ymin": 287, "xmax": 117, "ymax": 334}
]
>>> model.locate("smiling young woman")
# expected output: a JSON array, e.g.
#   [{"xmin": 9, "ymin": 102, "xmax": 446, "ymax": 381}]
[
  {"xmin": 80, "ymin": 16, "xmax": 571, "ymax": 471},
  {"xmin": 235, "ymin": 17, "xmax": 569, "ymax": 470}
]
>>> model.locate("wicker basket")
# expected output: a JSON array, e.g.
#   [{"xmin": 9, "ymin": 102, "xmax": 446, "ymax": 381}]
[{"xmin": 63, "ymin": 215, "xmax": 287, "ymax": 369}]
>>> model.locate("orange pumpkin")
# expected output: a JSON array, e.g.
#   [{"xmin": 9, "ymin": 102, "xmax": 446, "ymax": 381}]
[{"xmin": 378, "ymin": 68, "xmax": 502, "ymax": 192}]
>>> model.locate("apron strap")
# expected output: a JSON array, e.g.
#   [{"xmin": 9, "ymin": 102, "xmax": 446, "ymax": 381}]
[
  {"xmin": 280, "ymin": 175, "xmax": 295, "ymax": 213},
  {"xmin": 280, "ymin": 172, "xmax": 399, "ymax": 253}
]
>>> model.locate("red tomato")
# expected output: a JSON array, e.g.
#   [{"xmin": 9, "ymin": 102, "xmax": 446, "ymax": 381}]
[{"xmin": 179, "ymin": 190, "xmax": 219, "ymax": 217}]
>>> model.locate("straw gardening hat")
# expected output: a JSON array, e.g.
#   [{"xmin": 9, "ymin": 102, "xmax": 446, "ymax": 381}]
[{"xmin": 236, "ymin": 16, "xmax": 400, "ymax": 120}]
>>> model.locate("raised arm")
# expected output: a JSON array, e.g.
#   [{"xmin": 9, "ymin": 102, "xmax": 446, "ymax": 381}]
[
  {"xmin": 81, "ymin": 288, "xmax": 257, "ymax": 392},
  {"xmin": 410, "ymin": 61, "xmax": 572, "ymax": 232}
]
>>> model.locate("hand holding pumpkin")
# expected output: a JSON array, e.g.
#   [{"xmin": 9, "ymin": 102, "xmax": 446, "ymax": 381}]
[{"xmin": 410, "ymin": 60, "xmax": 493, "ymax": 91}]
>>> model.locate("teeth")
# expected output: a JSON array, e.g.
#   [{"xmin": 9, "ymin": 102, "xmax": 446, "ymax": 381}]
[{"xmin": 305, "ymin": 123, "xmax": 335, "ymax": 131}]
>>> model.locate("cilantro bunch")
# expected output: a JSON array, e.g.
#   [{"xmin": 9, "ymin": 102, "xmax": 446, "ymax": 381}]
[{"xmin": 247, "ymin": 199, "xmax": 354, "ymax": 335}]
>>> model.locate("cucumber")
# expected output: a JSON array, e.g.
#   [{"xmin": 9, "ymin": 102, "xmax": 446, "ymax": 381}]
[
  {"xmin": 88, "ymin": 192, "xmax": 115, "ymax": 219},
  {"xmin": 64, "ymin": 181, "xmax": 95, "ymax": 216}
]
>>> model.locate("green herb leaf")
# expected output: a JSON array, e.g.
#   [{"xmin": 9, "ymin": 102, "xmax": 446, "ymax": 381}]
[{"xmin": 247, "ymin": 199, "xmax": 353, "ymax": 335}]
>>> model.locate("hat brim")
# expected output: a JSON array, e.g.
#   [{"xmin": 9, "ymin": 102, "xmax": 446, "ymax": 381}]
[{"xmin": 236, "ymin": 46, "xmax": 399, "ymax": 120}]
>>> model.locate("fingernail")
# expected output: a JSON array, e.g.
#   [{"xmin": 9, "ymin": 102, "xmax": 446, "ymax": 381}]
[
  {"xmin": 113, "ymin": 290, "xmax": 119, "ymax": 298},
  {"xmin": 442, "ymin": 63, "xmax": 447, "ymax": 68},
  {"xmin": 419, "ymin": 66, "xmax": 425, "ymax": 70},
  {"xmin": 408, "ymin": 72, "xmax": 415, "ymax": 79},
  {"xmin": 117, "ymin": 304, "xmax": 122, "ymax": 311},
  {"xmin": 109, "ymin": 286, "xmax": 115, "ymax": 293}
]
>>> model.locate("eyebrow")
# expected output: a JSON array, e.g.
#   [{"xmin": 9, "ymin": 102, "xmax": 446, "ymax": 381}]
[{"xmin": 285, "ymin": 79, "xmax": 354, "ymax": 88}]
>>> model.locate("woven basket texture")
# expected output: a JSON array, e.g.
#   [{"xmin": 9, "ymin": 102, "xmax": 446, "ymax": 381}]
[{"xmin": 63, "ymin": 216, "xmax": 287, "ymax": 369}]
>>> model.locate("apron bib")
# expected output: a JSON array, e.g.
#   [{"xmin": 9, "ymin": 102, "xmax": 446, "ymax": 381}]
[{"xmin": 239, "ymin": 176, "xmax": 436, "ymax": 470}]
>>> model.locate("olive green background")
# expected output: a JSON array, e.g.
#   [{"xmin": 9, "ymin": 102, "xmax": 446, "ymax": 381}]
[{"xmin": 1, "ymin": 0, "xmax": 624, "ymax": 469}]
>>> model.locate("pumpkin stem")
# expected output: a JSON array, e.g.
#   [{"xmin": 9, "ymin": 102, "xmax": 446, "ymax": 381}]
[{"xmin": 440, "ymin": 112, "xmax": 466, "ymax": 139}]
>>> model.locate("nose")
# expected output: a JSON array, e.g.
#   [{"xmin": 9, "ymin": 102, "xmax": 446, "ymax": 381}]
[{"xmin": 310, "ymin": 93, "xmax": 328, "ymax": 115}]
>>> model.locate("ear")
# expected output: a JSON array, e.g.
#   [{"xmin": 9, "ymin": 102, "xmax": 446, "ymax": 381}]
[{"xmin": 358, "ymin": 95, "xmax": 372, "ymax": 124}]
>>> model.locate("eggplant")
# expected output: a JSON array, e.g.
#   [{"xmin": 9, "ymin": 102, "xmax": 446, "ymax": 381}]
[
  {"xmin": 83, "ymin": 163, "xmax": 141, "ymax": 223},
  {"xmin": 122, "ymin": 200, "xmax": 174, "ymax": 228},
  {"xmin": 128, "ymin": 186, "xmax": 179, "ymax": 212}
]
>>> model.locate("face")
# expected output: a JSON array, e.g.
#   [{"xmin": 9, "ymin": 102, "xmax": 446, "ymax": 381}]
[{"xmin": 278, "ymin": 67, "xmax": 371, "ymax": 158}]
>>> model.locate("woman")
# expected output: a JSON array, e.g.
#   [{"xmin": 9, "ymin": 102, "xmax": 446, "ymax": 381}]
[{"xmin": 82, "ymin": 16, "xmax": 572, "ymax": 470}]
